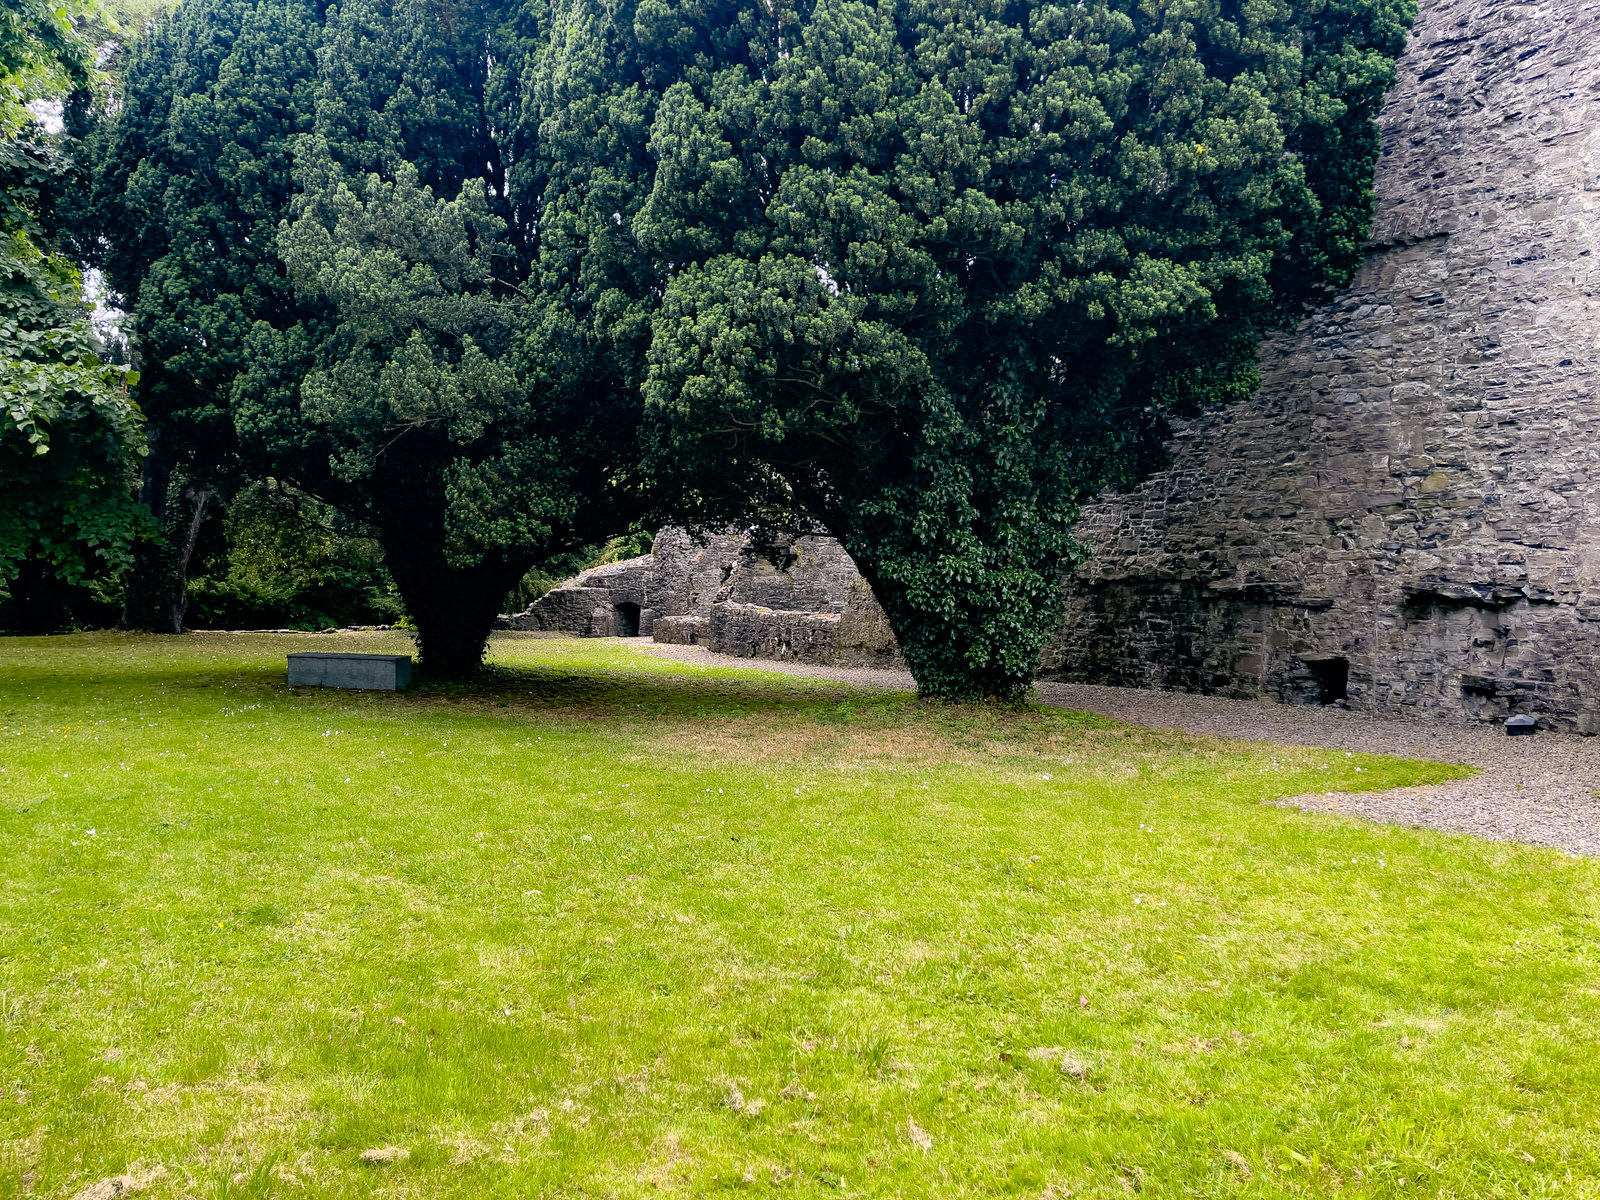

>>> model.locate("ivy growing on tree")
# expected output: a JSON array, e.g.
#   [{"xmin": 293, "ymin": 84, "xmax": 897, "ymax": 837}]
[
  {"xmin": 630, "ymin": 0, "xmax": 1414, "ymax": 700},
  {"xmin": 2, "ymin": 0, "xmax": 145, "ymax": 632}
]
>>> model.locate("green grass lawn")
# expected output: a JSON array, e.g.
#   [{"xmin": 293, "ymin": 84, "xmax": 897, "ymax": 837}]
[{"xmin": 0, "ymin": 631, "xmax": 1594, "ymax": 1199}]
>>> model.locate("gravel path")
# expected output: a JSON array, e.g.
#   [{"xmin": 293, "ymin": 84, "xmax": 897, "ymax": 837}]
[
  {"xmin": 1034, "ymin": 682, "xmax": 1600, "ymax": 858},
  {"xmin": 633, "ymin": 642, "xmax": 1600, "ymax": 856}
]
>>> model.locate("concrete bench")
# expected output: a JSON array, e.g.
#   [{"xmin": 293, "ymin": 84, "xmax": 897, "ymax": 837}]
[{"xmin": 287, "ymin": 652, "xmax": 412, "ymax": 691}]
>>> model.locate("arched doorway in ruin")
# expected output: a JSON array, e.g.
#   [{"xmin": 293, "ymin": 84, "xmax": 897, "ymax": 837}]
[{"xmin": 614, "ymin": 602, "xmax": 641, "ymax": 637}]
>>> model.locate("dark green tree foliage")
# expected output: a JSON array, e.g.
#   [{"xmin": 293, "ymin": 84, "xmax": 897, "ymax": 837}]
[
  {"xmin": 241, "ymin": 146, "xmax": 562, "ymax": 670},
  {"xmin": 634, "ymin": 0, "xmax": 1413, "ymax": 700},
  {"xmin": 0, "ymin": 242, "xmax": 146, "ymax": 631},
  {"xmin": 2, "ymin": 0, "xmax": 145, "ymax": 632},
  {"xmin": 94, "ymin": 0, "xmax": 323, "ymax": 630},
  {"xmin": 181, "ymin": 479, "xmax": 403, "ymax": 631},
  {"xmin": 99, "ymin": 0, "xmax": 651, "ymax": 665},
  {"xmin": 229, "ymin": 0, "xmax": 653, "ymax": 673}
]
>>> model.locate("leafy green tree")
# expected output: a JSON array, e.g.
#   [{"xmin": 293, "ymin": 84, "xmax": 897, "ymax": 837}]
[
  {"xmin": 633, "ymin": 0, "xmax": 1413, "ymax": 700},
  {"xmin": 102, "ymin": 0, "xmax": 652, "ymax": 665},
  {"xmin": 181, "ymin": 478, "xmax": 403, "ymax": 631},
  {"xmin": 1, "ymin": 0, "xmax": 93, "ymax": 137},
  {"xmin": 93, "ymin": 0, "xmax": 323, "ymax": 631},
  {"xmin": 2, "ymin": 0, "xmax": 145, "ymax": 632},
  {"xmin": 0, "ymin": 238, "xmax": 146, "ymax": 631},
  {"xmin": 229, "ymin": 0, "xmax": 655, "ymax": 673}
]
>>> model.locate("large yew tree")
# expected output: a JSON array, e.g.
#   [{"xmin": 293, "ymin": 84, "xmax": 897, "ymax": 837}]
[
  {"xmin": 634, "ymin": 0, "xmax": 1414, "ymax": 699},
  {"xmin": 100, "ymin": 0, "xmax": 654, "ymax": 670}
]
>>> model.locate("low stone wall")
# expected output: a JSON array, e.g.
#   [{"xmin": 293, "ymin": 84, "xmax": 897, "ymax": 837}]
[
  {"xmin": 656, "ymin": 601, "xmax": 903, "ymax": 669},
  {"xmin": 651, "ymin": 614, "xmax": 706, "ymax": 646},
  {"xmin": 710, "ymin": 603, "xmax": 843, "ymax": 664},
  {"xmin": 502, "ymin": 586, "xmax": 612, "ymax": 635}
]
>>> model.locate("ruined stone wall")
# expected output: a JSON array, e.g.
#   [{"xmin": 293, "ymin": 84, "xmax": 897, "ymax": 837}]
[
  {"xmin": 502, "ymin": 529, "xmax": 902, "ymax": 668},
  {"xmin": 1043, "ymin": 0, "xmax": 1600, "ymax": 731},
  {"xmin": 503, "ymin": 586, "xmax": 612, "ymax": 635}
]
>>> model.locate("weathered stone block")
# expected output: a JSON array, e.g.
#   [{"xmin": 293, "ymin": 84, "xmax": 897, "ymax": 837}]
[
  {"xmin": 651, "ymin": 615, "xmax": 706, "ymax": 645},
  {"xmin": 287, "ymin": 653, "xmax": 412, "ymax": 691},
  {"xmin": 502, "ymin": 587, "xmax": 612, "ymax": 634}
]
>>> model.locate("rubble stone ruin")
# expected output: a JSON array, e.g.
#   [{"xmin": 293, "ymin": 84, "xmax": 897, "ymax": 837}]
[
  {"xmin": 504, "ymin": 0, "xmax": 1600, "ymax": 730},
  {"xmin": 501, "ymin": 529, "xmax": 902, "ymax": 669}
]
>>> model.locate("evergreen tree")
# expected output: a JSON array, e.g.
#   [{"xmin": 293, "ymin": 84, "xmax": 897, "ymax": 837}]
[
  {"xmin": 93, "ymin": 0, "xmax": 323, "ymax": 632},
  {"xmin": 100, "ymin": 0, "xmax": 652, "ymax": 667},
  {"xmin": 229, "ymin": 0, "xmax": 652, "ymax": 673},
  {"xmin": 633, "ymin": 0, "xmax": 1414, "ymax": 700}
]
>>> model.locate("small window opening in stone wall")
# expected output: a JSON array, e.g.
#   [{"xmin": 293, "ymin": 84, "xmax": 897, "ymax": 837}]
[
  {"xmin": 614, "ymin": 602, "xmax": 641, "ymax": 637},
  {"xmin": 1306, "ymin": 657, "xmax": 1348, "ymax": 705}
]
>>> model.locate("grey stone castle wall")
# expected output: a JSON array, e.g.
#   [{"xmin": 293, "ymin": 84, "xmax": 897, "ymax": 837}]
[{"xmin": 1041, "ymin": 0, "xmax": 1600, "ymax": 731}]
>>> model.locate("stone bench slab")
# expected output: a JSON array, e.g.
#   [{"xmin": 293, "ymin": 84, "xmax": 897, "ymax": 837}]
[{"xmin": 287, "ymin": 652, "xmax": 412, "ymax": 691}]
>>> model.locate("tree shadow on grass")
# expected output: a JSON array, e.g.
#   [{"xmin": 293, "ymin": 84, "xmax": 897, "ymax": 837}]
[
  {"xmin": 0, "ymin": 631, "xmax": 858, "ymax": 722},
  {"xmin": 412, "ymin": 660, "xmax": 891, "ymax": 722},
  {"xmin": 175, "ymin": 653, "xmax": 921, "ymax": 728},
  {"xmin": 0, "ymin": 629, "xmax": 1138, "ymax": 747},
  {"xmin": 210, "ymin": 659, "xmax": 1130, "ymax": 768}
]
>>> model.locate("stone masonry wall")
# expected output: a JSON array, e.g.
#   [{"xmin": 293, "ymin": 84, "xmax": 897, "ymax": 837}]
[
  {"xmin": 502, "ymin": 529, "xmax": 902, "ymax": 668},
  {"xmin": 1042, "ymin": 0, "xmax": 1600, "ymax": 731}
]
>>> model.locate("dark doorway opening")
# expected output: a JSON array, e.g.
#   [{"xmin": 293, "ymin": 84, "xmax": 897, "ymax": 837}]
[
  {"xmin": 1307, "ymin": 657, "xmax": 1349, "ymax": 705},
  {"xmin": 614, "ymin": 602, "xmax": 641, "ymax": 637}
]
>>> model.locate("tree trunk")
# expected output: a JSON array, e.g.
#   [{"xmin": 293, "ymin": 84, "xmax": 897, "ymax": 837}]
[
  {"xmin": 118, "ymin": 427, "xmax": 218, "ymax": 634},
  {"xmin": 164, "ymin": 484, "xmax": 214, "ymax": 634},
  {"xmin": 119, "ymin": 433, "xmax": 173, "ymax": 631},
  {"xmin": 383, "ymin": 539, "xmax": 532, "ymax": 677}
]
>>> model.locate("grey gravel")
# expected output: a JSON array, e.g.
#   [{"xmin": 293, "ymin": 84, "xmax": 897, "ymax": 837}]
[
  {"xmin": 633, "ymin": 642, "xmax": 1600, "ymax": 857},
  {"xmin": 1034, "ymin": 683, "xmax": 1600, "ymax": 858}
]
